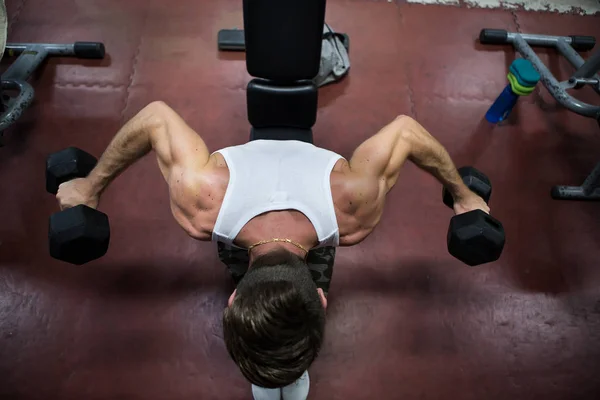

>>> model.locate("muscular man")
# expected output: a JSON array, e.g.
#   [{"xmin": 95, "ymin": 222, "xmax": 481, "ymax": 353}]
[{"xmin": 56, "ymin": 101, "xmax": 489, "ymax": 399}]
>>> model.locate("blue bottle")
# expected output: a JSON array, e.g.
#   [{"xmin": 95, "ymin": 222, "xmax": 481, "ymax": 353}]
[
  {"xmin": 485, "ymin": 59, "xmax": 541, "ymax": 124},
  {"xmin": 485, "ymin": 84, "xmax": 520, "ymax": 123}
]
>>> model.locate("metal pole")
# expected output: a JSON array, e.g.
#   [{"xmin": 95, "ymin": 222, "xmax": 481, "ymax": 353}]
[
  {"xmin": 580, "ymin": 161, "xmax": 600, "ymax": 195},
  {"xmin": 556, "ymin": 40, "xmax": 600, "ymax": 94},
  {"xmin": 513, "ymin": 35, "xmax": 600, "ymax": 118},
  {"xmin": 572, "ymin": 48, "xmax": 600, "ymax": 79},
  {"xmin": 5, "ymin": 43, "xmax": 76, "ymax": 57},
  {"xmin": 2, "ymin": 45, "xmax": 49, "ymax": 82}
]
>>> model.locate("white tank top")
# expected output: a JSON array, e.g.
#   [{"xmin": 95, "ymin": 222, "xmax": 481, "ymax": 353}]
[{"xmin": 212, "ymin": 140, "xmax": 344, "ymax": 249}]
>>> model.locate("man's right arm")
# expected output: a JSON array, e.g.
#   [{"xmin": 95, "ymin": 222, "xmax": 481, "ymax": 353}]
[
  {"xmin": 87, "ymin": 101, "xmax": 210, "ymax": 194},
  {"xmin": 57, "ymin": 101, "xmax": 210, "ymax": 210}
]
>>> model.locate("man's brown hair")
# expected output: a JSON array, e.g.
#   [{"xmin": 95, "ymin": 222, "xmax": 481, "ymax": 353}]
[{"xmin": 222, "ymin": 249, "xmax": 326, "ymax": 388}]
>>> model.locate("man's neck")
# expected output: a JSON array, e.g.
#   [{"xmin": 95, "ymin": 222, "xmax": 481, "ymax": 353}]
[{"xmin": 248, "ymin": 242, "xmax": 309, "ymax": 265}]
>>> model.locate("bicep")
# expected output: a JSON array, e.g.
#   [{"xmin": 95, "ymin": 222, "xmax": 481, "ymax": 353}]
[
  {"xmin": 348, "ymin": 115, "xmax": 413, "ymax": 191},
  {"xmin": 146, "ymin": 101, "xmax": 210, "ymax": 180}
]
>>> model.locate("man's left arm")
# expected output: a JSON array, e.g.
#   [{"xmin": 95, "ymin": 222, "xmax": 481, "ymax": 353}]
[{"xmin": 348, "ymin": 115, "xmax": 489, "ymax": 213}]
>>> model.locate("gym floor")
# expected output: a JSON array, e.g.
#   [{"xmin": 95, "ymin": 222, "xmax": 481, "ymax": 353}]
[{"xmin": 1, "ymin": 0, "xmax": 600, "ymax": 399}]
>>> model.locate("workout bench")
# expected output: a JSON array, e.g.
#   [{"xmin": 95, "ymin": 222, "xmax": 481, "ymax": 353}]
[{"xmin": 241, "ymin": 0, "xmax": 326, "ymax": 144}]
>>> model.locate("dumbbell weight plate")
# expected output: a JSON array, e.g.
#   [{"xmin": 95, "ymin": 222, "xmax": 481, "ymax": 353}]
[
  {"xmin": 49, "ymin": 204, "xmax": 110, "ymax": 265},
  {"xmin": 447, "ymin": 209, "xmax": 505, "ymax": 266},
  {"xmin": 46, "ymin": 147, "xmax": 98, "ymax": 195}
]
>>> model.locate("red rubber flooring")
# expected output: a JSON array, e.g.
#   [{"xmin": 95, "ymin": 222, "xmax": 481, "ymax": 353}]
[{"xmin": 1, "ymin": 0, "xmax": 600, "ymax": 399}]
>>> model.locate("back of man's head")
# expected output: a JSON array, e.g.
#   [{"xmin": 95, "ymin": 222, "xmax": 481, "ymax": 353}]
[{"xmin": 222, "ymin": 249, "xmax": 326, "ymax": 388}]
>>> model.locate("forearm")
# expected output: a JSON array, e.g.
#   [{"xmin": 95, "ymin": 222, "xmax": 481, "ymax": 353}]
[
  {"xmin": 87, "ymin": 103, "xmax": 164, "ymax": 194},
  {"xmin": 400, "ymin": 119, "xmax": 471, "ymax": 200}
]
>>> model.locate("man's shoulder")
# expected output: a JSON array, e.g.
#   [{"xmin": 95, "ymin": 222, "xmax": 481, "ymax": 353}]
[
  {"xmin": 330, "ymin": 163, "xmax": 382, "ymax": 246},
  {"xmin": 331, "ymin": 161, "xmax": 380, "ymax": 212},
  {"xmin": 171, "ymin": 156, "xmax": 229, "ymax": 212}
]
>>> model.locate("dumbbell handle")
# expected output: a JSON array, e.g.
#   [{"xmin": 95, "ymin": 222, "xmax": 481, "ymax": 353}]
[
  {"xmin": 453, "ymin": 209, "xmax": 502, "ymax": 228},
  {"xmin": 443, "ymin": 166, "xmax": 492, "ymax": 209}
]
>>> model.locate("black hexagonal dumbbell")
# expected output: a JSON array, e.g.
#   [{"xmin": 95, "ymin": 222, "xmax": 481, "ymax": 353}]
[
  {"xmin": 442, "ymin": 166, "xmax": 505, "ymax": 266},
  {"xmin": 46, "ymin": 147, "xmax": 110, "ymax": 265}
]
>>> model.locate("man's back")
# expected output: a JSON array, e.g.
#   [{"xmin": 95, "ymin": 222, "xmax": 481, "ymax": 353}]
[
  {"xmin": 212, "ymin": 140, "xmax": 342, "ymax": 247},
  {"xmin": 172, "ymin": 139, "xmax": 381, "ymax": 249}
]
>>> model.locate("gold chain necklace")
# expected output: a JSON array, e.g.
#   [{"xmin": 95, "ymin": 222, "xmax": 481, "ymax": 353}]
[{"xmin": 247, "ymin": 238, "xmax": 309, "ymax": 254}]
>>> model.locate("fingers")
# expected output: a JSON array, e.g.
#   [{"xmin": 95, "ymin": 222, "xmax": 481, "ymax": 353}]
[
  {"xmin": 56, "ymin": 193, "xmax": 65, "ymax": 211},
  {"xmin": 57, "ymin": 197, "xmax": 69, "ymax": 211},
  {"xmin": 56, "ymin": 191, "xmax": 76, "ymax": 211}
]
